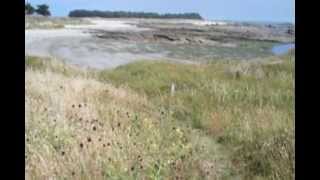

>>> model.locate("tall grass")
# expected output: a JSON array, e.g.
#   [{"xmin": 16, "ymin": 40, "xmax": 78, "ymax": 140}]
[
  {"xmin": 99, "ymin": 55, "xmax": 294, "ymax": 179},
  {"xmin": 25, "ymin": 16, "xmax": 92, "ymax": 29},
  {"xmin": 26, "ymin": 57, "xmax": 233, "ymax": 179},
  {"xmin": 26, "ymin": 54, "xmax": 294, "ymax": 179}
]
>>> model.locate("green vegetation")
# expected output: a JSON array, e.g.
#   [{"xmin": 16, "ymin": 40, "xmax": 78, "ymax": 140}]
[
  {"xmin": 69, "ymin": 10, "xmax": 203, "ymax": 19},
  {"xmin": 25, "ymin": 54, "xmax": 294, "ymax": 179},
  {"xmin": 25, "ymin": 3, "xmax": 35, "ymax": 15},
  {"xmin": 25, "ymin": 3, "xmax": 51, "ymax": 16},
  {"xmin": 35, "ymin": 4, "xmax": 51, "ymax": 16}
]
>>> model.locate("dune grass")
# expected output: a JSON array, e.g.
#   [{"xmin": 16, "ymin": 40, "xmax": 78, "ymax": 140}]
[
  {"xmin": 25, "ymin": 54, "xmax": 294, "ymax": 179},
  {"xmin": 25, "ymin": 16, "xmax": 92, "ymax": 29}
]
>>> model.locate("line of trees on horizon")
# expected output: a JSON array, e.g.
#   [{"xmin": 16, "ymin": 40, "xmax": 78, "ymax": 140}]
[
  {"xmin": 68, "ymin": 9, "xmax": 203, "ymax": 20},
  {"xmin": 25, "ymin": 3, "xmax": 51, "ymax": 16}
]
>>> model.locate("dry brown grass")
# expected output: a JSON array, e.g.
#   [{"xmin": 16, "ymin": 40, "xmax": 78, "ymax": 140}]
[
  {"xmin": 25, "ymin": 57, "xmax": 231, "ymax": 179},
  {"xmin": 25, "ymin": 55, "xmax": 294, "ymax": 179}
]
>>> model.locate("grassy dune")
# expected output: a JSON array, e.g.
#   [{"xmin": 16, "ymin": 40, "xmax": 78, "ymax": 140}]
[
  {"xmin": 25, "ymin": 16, "xmax": 92, "ymax": 29},
  {"xmin": 25, "ymin": 54, "xmax": 294, "ymax": 179}
]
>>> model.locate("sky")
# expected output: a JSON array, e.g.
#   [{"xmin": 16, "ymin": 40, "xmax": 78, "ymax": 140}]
[{"xmin": 26, "ymin": 0, "xmax": 295, "ymax": 23}]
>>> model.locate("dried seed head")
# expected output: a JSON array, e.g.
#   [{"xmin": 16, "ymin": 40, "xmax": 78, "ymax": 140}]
[
  {"xmin": 80, "ymin": 143, "xmax": 84, "ymax": 148},
  {"xmin": 78, "ymin": 104, "xmax": 82, "ymax": 108},
  {"xmin": 87, "ymin": 137, "xmax": 92, "ymax": 142}
]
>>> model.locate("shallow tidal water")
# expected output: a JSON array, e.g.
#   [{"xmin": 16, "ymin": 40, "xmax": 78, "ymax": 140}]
[{"xmin": 271, "ymin": 43, "xmax": 295, "ymax": 55}]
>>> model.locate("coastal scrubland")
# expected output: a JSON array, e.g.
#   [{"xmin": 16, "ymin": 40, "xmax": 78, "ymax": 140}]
[{"xmin": 25, "ymin": 52, "xmax": 294, "ymax": 179}]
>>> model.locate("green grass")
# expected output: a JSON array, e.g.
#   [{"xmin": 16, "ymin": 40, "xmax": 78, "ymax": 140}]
[
  {"xmin": 26, "ymin": 54, "xmax": 294, "ymax": 179},
  {"xmin": 98, "ymin": 55, "xmax": 294, "ymax": 179}
]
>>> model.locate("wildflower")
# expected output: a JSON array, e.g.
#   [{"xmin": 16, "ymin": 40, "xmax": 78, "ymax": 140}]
[
  {"xmin": 71, "ymin": 171, "xmax": 75, "ymax": 176},
  {"xmin": 78, "ymin": 104, "xmax": 82, "ymax": 108},
  {"xmin": 131, "ymin": 166, "xmax": 135, "ymax": 171},
  {"xmin": 61, "ymin": 151, "xmax": 65, "ymax": 156},
  {"xmin": 80, "ymin": 143, "xmax": 84, "ymax": 148},
  {"xmin": 93, "ymin": 126, "xmax": 97, "ymax": 131},
  {"xmin": 107, "ymin": 142, "xmax": 111, "ymax": 146}
]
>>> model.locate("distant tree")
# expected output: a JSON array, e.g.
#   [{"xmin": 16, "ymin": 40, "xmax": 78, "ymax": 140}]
[
  {"xmin": 25, "ymin": 3, "xmax": 35, "ymax": 15},
  {"xmin": 36, "ymin": 4, "xmax": 51, "ymax": 16},
  {"xmin": 69, "ymin": 10, "xmax": 203, "ymax": 20}
]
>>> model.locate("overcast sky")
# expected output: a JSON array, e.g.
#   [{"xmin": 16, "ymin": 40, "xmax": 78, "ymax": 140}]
[{"xmin": 27, "ymin": 0, "xmax": 295, "ymax": 23}]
